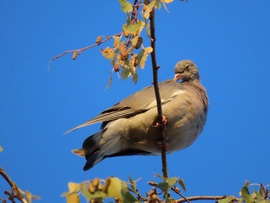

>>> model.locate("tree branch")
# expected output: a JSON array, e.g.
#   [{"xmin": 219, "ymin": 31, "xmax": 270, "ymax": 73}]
[
  {"xmin": 149, "ymin": 2, "xmax": 168, "ymax": 179},
  {"xmin": 0, "ymin": 168, "xmax": 27, "ymax": 203},
  {"xmin": 48, "ymin": 32, "xmax": 122, "ymax": 70},
  {"xmin": 175, "ymin": 195, "xmax": 229, "ymax": 203}
]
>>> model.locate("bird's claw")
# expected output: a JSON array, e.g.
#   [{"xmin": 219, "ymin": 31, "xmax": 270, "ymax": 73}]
[{"xmin": 154, "ymin": 115, "xmax": 167, "ymax": 129}]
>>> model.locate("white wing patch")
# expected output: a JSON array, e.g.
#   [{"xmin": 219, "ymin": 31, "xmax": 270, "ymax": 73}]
[{"xmin": 145, "ymin": 89, "xmax": 185, "ymax": 109}]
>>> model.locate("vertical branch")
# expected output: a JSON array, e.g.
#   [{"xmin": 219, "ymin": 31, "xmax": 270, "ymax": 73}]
[{"xmin": 149, "ymin": 4, "xmax": 168, "ymax": 178}]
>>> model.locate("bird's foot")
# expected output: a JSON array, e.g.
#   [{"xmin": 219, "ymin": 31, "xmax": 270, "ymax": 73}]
[
  {"xmin": 153, "ymin": 115, "xmax": 167, "ymax": 129},
  {"xmin": 157, "ymin": 141, "xmax": 169, "ymax": 150}
]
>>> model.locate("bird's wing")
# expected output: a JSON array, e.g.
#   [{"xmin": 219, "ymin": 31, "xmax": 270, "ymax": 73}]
[{"xmin": 66, "ymin": 80, "xmax": 185, "ymax": 133}]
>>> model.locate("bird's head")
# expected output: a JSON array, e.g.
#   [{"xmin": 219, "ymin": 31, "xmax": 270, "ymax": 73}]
[{"xmin": 174, "ymin": 60, "xmax": 200, "ymax": 82}]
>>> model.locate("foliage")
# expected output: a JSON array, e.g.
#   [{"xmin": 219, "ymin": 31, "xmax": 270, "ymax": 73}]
[
  {"xmin": 49, "ymin": 0, "xmax": 174, "ymax": 86},
  {"xmin": 62, "ymin": 175, "xmax": 188, "ymax": 203},
  {"xmin": 61, "ymin": 176, "xmax": 270, "ymax": 203},
  {"xmin": 0, "ymin": 168, "xmax": 40, "ymax": 203}
]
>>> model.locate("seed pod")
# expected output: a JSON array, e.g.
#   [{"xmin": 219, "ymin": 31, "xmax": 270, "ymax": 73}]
[
  {"xmin": 115, "ymin": 197, "xmax": 121, "ymax": 203},
  {"xmin": 134, "ymin": 56, "xmax": 139, "ymax": 67},
  {"xmin": 143, "ymin": 5, "xmax": 147, "ymax": 12},
  {"xmin": 88, "ymin": 183, "xmax": 95, "ymax": 194},
  {"xmin": 102, "ymin": 178, "xmax": 111, "ymax": 193},
  {"xmin": 72, "ymin": 51, "xmax": 78, "ymax": 60},
  {"xmin": 152, "ymin": 194, "xmax": 157, "ymax": 199},
  {"xmin": 174, "ymin": 187, "xmax": 180, "ymax": 193},
  {"xmin": 114, "ymin": 63, "xmax": 120, "ymax": 72},
  {"xmin": 119, "ymin": 43, "xmax": 128, "ymax": 58},
  {"xmin": 96, "ymin": 36, "xmax": 102, "ymax": 43},
  {"xmin": 97, "ymin": 183, "xmax": 103, "ymax": 191},
  {"xmin": 135, "ymin": 37, "xmax": 143, "ymax": 49},
  {"xmin": 123, "ymin": 29, "xmax": 129, "ymax": 37},
  {"xmin": 92, "ymin": 178, "xmax": 100, "ymax": 187}
]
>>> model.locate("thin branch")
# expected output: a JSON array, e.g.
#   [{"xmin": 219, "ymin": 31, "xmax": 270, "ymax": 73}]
[
  {"xmin": 48, "ymin": 32, "xmax": 122, "ymax": 70},
  {"xmin": 0, "ymin": 168, "xmax": 27, "ymax": 203},
  {"xmin": 149, "ymin": 1, "xmax": 168, "ymax": 179},
  {"xmin": 0, "ymin": 168, "xmax": 14, "ymax": 188},
  {"xmin": 175, "ymin": 195, "xmax": 229, "ymax": 203},
  {"xmin": 171, "ymin": 187, "xmax": 191, "ymax": 203}
]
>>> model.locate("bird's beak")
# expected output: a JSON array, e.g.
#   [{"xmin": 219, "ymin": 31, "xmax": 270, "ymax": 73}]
[{"xmin": 174, "ymin": 73, "xmax": 181, "ymax": 82}]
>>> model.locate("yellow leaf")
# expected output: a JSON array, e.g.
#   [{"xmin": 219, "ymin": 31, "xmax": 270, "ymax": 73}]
[
  {"xmin": 113, "ymin": 36, "xmax": 121, "ymax": 48},
  {"xmin": 0, "ymin": 146, "xmax": 3, "ymax": 152},
  {"xmin": 144, "ymin": 47, "xmax": 153, "ymax": 53},
  {"xmin": 131, "ymin": 36, "xmax": 139, "ymax": 47},
  {"xmin": 137, "ymin": 47, "xmax": 152, "ymax": 69},
  {"xmin": 25, "ymin": 191, "xmax": 32, "ymax": 203},
  {"xmin": 118, "ymin": 0, "xmax": 133, "ymax": 12},
  {"xmin": 106, "ymin": 177, "xmax": 122, "ymax": 198},
  {"xmin": 129, "ymin": 54, "xmax": 137, "ymax": 74},
  {"xmin": 100, "ymin": 47, "xmax": 115, "ymax": 60},
  {"xmin": 66, "ymin": 193, "xmax": 80, "ymax": 203},
  {"xmin": 68, "ymin": 182, "xmax": 81, "ymax": 193}
]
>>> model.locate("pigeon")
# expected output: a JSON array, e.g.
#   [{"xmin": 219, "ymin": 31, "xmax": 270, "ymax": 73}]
[{"xmin": 69, "ymin": 60, "xmax": 208, "ymax": 171}]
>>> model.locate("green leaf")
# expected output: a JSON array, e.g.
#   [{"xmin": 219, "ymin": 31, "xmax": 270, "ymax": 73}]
[
  {"xmin": 178, "ymin": 178, "xmax": 187, "ymax": 192},
  {"xmin": 118, "ymin": 0, "xmax": 133, "ymax": 13},
  {"xmin": 122, "ymin": 20, "xmax": 145, "ymax": 35},
  {"xmin": 218, "ymin": 197, "xmax": 234, "ymax": 203},
  {"xmin": 128, "ymin": 176, "xmax": 137, "ymax": 192},
  {"xmin": 121, "ymin": 68, "xmax": 130, "ymax": 80},
  {"xmin": 136, "ymin": 47, "xmax": 152, "ymax": 69},
  {"xmin": 81, "ymin": 188, "xmax": 107, "ymax": 201},
  {"xmin": 132, "ymin": 73, "xmax": 138, "ymax": 84},
  {"xmin": 121, "ymin": 182, "xmax": 138, "ymax": 203},
  {"xmin": 106, "ymin": 70, "xmax": 113, "ymax": 89},
  {"xmin": 241, "ymin": 186, "xmax": 253, "ymax": 203},
  {"xmin": 157, "ymin": 177, "xmax": 178, "ymax": 191}
]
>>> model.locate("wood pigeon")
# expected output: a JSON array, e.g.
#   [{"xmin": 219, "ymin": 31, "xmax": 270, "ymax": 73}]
[{"xmin": 69, "ymin": 60, "xmax": 209, "ymax": 171}]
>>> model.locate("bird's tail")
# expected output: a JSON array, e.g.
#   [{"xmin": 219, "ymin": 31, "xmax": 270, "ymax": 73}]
[{"xmin": 82, "ymin": 129, "xmax": 121, "ymax": 171}]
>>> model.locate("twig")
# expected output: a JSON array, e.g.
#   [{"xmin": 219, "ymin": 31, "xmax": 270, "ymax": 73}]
[
  {"xmin": 48, "ymin": 32, "xmax": 122, "ymax": 70},
  {"xmin": 175, "ymin": 195, "xmax": 229, "ymax": 203},
  {"xmin": 149, "ymin": 1, "xmax": 168, "ymax": 179},
  {"xmin": 0, "ymin": 168, "xmax": 27, "ymax": 203},
  {"xmin": 171, "ymin": 187, "xmax": 191, "ymax": 203}
]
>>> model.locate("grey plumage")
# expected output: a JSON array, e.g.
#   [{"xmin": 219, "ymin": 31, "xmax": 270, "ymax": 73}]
[{"xmin": 69, "ymin": 60, "xmax": 208, "ymax": 171}]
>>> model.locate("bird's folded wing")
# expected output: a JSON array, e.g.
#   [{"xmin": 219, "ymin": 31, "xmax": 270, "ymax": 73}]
[{"xmin": 66, "ymin": 80, "xmax": 184, "ymax": 133}]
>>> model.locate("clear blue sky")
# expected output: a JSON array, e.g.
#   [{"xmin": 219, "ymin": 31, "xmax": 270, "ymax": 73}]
[{"xmin": 1, "ymin": 1, "xmax": 270, "ymax": 202}]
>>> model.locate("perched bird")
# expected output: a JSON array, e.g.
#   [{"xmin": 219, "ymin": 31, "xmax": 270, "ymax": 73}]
[{"xmin": 69, "ymin": 60, "xmax": 208, "ymax": 171}]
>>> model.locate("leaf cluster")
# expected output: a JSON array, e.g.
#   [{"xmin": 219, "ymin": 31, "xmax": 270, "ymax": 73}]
[
  {"xmin": 62, "ymin": 177, "xmax": 138, "ymax": 203},
  {"xmin": 99, "ymin": 0, "xmax": 173, "ymax": 86},
  {"xmin": 62, "ymin": 175, "xmax": 187, "ymax": 203}
]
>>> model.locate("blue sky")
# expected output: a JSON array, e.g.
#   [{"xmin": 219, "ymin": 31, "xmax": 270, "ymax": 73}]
[{"xmin": 1, "ymin": 1, "xmax": 270, "ymax": 202}]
